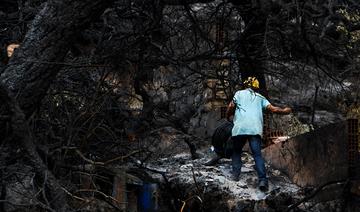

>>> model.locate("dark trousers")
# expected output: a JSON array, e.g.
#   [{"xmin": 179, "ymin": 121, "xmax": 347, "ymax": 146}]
[{"xmin": 231, "ymin": 135, "xmax": 267, "ymax": 183}]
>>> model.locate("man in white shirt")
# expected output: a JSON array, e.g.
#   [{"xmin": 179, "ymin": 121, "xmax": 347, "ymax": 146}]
[{"xmin": 226, "ymin": 77, "xmax": 291, "ymax": 191}]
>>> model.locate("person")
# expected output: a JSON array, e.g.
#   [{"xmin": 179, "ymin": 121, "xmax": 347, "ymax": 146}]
[{"xmin": 226, "ymin": 76, "xmax": 291, "ymax": 191}]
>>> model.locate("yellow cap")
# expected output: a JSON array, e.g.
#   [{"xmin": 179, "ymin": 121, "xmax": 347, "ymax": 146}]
[{"xmin": 243, "ymin": 77, "xmax": 259, "ymax": 89}]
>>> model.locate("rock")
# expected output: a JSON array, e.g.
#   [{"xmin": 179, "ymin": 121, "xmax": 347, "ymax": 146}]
[
  {"xmin": 142, "ymin": 127, "xmax": 199, "ymax": 161},
  {"xmin": 262, "ymin": 121, "xmax": 348, "ymax": 188},
  {"xmin": 266, "ymin": 74, "xmax": 346, "ymax": 128},
  {"xmin": 143, "ymin": 144, "xmax": 350, "ymax": 211},
  {"xmin": 147, "ymin": 150, "xmax": 302, "ymax": 211}
]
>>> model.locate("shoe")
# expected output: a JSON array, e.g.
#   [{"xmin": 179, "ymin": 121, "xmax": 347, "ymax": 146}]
[
  {"xmin": 204, "ymin": 154, "xmax": 222, "ymax": 166},
  {"xmin": 259, "ymin": 181, "xmax": 268, "ymax": 192}
]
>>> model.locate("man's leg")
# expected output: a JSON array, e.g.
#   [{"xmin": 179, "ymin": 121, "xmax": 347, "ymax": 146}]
[
  {"xmin": 231, "ymin": 136, "xmax": 246, "ymax": 181},
  {"xmin": 248, "ymin": 135, "xmax": 268, "ymax": 191}
]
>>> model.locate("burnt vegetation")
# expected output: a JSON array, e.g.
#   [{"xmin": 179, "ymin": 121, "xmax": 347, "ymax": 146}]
[{"xmin": 0, "ymin": 0, "xmax": 360, "ymax": 211}]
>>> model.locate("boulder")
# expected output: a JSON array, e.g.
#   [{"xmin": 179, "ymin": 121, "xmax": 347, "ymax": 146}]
[
  {"xmin": 142, "ymin": 127, "xmax": 199, "ymax": 161},
  {"xmin": 262, "ymin": 121, "xmax": 348, "ymax": 187},
  {"xmin": 147, "ymin": 150, "xmax": 303, "ymax": 211}
]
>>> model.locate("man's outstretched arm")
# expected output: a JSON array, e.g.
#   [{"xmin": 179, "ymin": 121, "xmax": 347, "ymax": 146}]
[
  {"xmin": 266, "ymin": 104, "xmax": 292, "ymax": 114},
  {"xmin": 226, "ymin": 101, "xmax": 236, "ymax": 121}
]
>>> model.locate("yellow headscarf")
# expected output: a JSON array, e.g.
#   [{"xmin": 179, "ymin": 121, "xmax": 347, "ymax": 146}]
[{"xmin": 243, "ymin": 77, "xmax": 259, "ymax": 89}]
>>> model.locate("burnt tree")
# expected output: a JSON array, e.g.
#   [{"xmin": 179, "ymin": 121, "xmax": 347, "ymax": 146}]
[
  {"xmin": 0, "ymin": 0, "xmax": 359, "ymax": 211},
  {"xmin": 0, "ymin": 0, "xmax": 112, "ymax": 210}
]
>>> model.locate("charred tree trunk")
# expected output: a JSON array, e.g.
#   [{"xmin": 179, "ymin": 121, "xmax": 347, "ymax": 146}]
[
  {"xmin": 1, "ymin": 0, "xmax": 111, "ymax": 117},
  {"xmin": 0, "ymin": 0, "xmax": 112, "ymax": 210},
  {"xmin": 232, "ymin": 1, "xmax": 277, "ymax": 96},
  {"xmin": 239, "ymin": 14, "xmax": 268, "ymax": 95}
]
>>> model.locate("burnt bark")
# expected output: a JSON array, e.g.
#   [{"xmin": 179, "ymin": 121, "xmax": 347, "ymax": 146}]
[
  {"xmin": 0, "ymin": 84, "xmax": 69, "ymax": 211},
  {"xmin": 1, "ymin": 0, "xmax": 112, "ymax": 118},
  {"xmin": 0, "ymin": 0, "xmax": 112, "ymax": 210},
  {"xmin": 235, "ymin": 5, "xmax": 269, "ymax": 95}
]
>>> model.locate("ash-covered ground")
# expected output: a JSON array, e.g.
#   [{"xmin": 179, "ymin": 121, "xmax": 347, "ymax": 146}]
[{"xmin": 145, "ymin": 149, "xmax": 305, "ymax": 211}]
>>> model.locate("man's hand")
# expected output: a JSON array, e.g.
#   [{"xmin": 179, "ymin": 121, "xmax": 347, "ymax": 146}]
[
  {"xmin": 267, "ymin": 104, "xmax": 292, "ymax": 115},
  {"xmin": 283, "ymin": 107, "xmax": 292, "ymax": 114}
]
